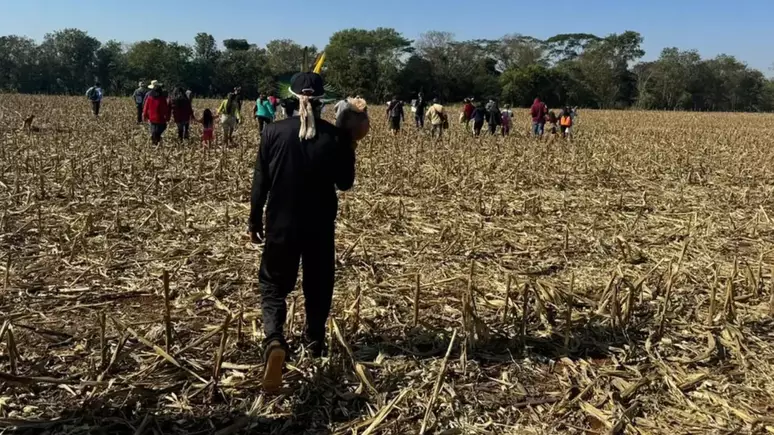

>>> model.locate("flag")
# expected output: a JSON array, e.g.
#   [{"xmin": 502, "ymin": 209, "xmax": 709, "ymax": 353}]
[{"xmin": 313, "ymin": 52, "xmax": 326, "ymax": 74}]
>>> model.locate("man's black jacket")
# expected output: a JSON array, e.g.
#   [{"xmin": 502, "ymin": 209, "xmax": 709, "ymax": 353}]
[{"xmin": 250, "ymin": 117, "xmax": 355, "ymax": 242}]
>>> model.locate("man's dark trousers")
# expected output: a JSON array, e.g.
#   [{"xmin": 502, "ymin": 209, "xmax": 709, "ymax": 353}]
[
  {"xmin": 259, "ymin": 225, "xmax": 335, "ymax": 347},
  {"xmin": 136, "ymin": 104, "xmax": 143, "ymax": 123}
]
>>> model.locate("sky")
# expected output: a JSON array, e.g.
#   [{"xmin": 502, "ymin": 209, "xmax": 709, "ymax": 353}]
[{"xmin": 1, "ymin": 0, "xmax": 771, "ymax": 73}]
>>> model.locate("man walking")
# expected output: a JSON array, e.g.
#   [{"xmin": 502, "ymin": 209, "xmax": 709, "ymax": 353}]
[
  {"xmin": 425, "ymin": 98, "xmax": 447, "ymax": 140},
  {"xmin": 249, "ymin": 72, "xmax": 361, "ymax": 393},
  {"xmin": 133, "ymin": 81, "xmax": 148, "ymax": 124},
  {"xmin": 530, "ymin": 97, "xmax": 548, "ymax": 138},
  {"xmin": 86, "ymin": 82, "xmax": 103, "ymax": 117},
  {"xmin": 413, "ymin": 92, "xmax": 427, "ymax": 128}
]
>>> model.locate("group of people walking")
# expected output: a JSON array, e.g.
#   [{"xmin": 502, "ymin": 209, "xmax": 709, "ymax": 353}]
[
  {"xmin": 372, "ymin": 92, "xmax": 578, "ymax": 140},
  {"xmin": 383, "ymin": 93, "xmax": 449, "ymax": 139},
  {"xmin": 118, "ymin": 81, "xmax": 279, "ymax": 146}
]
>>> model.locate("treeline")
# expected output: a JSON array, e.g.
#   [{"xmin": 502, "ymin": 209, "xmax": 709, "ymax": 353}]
[{"xmin": 1, "ymin": 28, "xmax": 773, "ymax": 111}]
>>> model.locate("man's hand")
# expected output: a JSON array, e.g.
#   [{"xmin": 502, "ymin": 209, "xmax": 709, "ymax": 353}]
[{"xmin": 249, "ymin": 227, "xmax": 264, "ymax": 244}]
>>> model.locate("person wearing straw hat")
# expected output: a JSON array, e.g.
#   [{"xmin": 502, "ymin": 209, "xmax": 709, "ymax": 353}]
[
  {"xmin": 249, "ymin": 72, "xmax": 364, "ymax": 393},
  {"xmin": 142, "ymin": 80, "xmax": 170, "ymax": 145},
  {"xmin": 132, "ymin": 81, "xmax": 148, "ymax": 124}
]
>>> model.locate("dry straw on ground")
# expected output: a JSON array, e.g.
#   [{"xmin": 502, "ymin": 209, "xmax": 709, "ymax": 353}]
[{"xmin": 1, "ymin": 95, "xmax": 774, "ymax": 434}]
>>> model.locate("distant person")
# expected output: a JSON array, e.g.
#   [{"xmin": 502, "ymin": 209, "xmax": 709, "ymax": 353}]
[
  {"xmin": 255, "ymin": 93, "xmax": 276, "ymax": 134},
  {"xmin": 233, "ymin": 86, "xmax": 243, "ymax": 113},
  {"xmin": 470, "ymin": 102, "xmax": 487, "ymax": 137},
  {"xmin": 170, "ymin": 87, "xmax": 194, "ymax": 142},
  {"xmin": 132, "ymin": 81, "xmax": 148, "ymax": 123},
  {"xmin": 217, "ymin": 92, "xmax": 241, "ymax": 146},
  {"xmin": 86, "ymin": 82, "xmax": 103, "ymax": 117},
  {"xmin": 500, "ymin": 105, "xmax": 513, "ymax": 136},
  {"xmin": 530, "ymin": 97, "xmax": 548, "ymax": 138},
  {"xmin": 560, "ymin": 106, "xmax": 574, "ymax": 139},
  {"xmin": 413, "ymin": 92, "xmax": 427, "ymax": 128},
  {"xmin": 185, "ymin": 89, "xmax": 193, "ymax": 102},
  {"xmin": 268, "ymin": 93, "xmax": 281, "ymax": 118},
  {"xmin": 486, "ymin": 100, "xmax": 501, "ymax": 135},
  {"xmin": 386, "ymin": 96, "xmax": 404, "ymax": 134},
  {"xmin": 462, "ymin": 99, "xmax": 475, "ymax": 130},
  {"xmin": 249, "ymin": 72, "xmax": 361, "ymax": 393},
  {"xmin": 426, "ymin": 98, "xmax": 447, "ymax": 140},
  {"xmin": 546, "ymin": 110, "xmax": 559, "ymax": 136},
  {"xmin": 142, "ymin": 80, "xmax": 170, "ymax": 145},
  {"xmin": 196, "ymin": 108, "xmax": 216, "ymax": 147}
]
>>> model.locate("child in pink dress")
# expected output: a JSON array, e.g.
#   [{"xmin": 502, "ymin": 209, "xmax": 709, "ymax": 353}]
[{"xmin": 197, "ymin": 109, "xmax": 215, "ymax": 147}]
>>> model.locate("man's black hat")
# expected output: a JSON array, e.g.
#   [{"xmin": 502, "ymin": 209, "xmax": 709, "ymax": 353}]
[{"xmin": 290, "ymin": 72, "xmax": 325, "ymax": 97}]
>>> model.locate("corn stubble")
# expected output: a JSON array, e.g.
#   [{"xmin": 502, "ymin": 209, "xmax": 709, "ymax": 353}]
[{"xmin": 1, "ymin": 95, "xmax": 774, "ymax": 433}]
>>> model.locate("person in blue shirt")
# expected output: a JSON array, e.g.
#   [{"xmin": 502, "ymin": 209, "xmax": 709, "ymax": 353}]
[
  {"xmin": 132, "ymin": 82, "xmax": 147, "ymax": 123},
  {"xmin": 255, "ymin": 93, "xmax": 276, "ymax": 134},
  {"xmin": 470, "ymin": 102, "xmax": 487, "ymax": 137},
  {"xmin": 86, "ymin": 82, "xmax": 103, "ymax": 117}
]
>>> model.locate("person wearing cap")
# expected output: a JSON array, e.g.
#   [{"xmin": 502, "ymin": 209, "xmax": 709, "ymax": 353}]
[
  {"xmin": 133, "ymin": 81, "xmax": 148, "ymax": 124},
  {"xmin": 249, "ymin": 72, "xmax": 362, "ymax": 393},
  {"xmin": 143, "ymin": 80, "xmax": 170, "ymax": 145}
]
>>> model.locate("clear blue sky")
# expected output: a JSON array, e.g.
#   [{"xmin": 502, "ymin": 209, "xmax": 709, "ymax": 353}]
[{"xmin": 2, "ymin": 0, "xmax": 771, "ymax": 73}]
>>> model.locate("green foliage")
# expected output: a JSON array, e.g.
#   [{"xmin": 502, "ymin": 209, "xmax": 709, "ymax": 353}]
[{"xmin": 0, "ymin": 27, "xmax": 771, "ymax": 112}]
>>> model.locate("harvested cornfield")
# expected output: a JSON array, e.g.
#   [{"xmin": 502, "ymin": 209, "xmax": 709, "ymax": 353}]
[{"xmin": 2, "ymin": 94, "xmax": 774, "ymax": 434}]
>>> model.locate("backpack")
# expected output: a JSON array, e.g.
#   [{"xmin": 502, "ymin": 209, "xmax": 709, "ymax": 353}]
[{"xmin": 87, "ymin": 87, "xmax": 100, "ymax": 101}]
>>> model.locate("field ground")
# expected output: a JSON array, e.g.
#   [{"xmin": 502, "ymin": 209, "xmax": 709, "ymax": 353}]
[{"xmin": 2, "ymin": 95, "xmax": 774, "ymax": 434}]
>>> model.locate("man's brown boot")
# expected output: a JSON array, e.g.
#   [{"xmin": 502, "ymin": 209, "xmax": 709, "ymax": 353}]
[{"xmin": 263, "ymin": 340, "xmax": 286, "ymax": 393}]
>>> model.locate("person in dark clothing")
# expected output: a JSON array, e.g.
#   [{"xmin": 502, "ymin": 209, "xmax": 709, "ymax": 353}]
[
  {"xmin": 249, "ymin": 72, "xmax": 361, "ymax": 393},
  {"xmin": 486, "ymin": 100, "xmax": 501, "ymax": 135},
  {"xmin": 470, "ymin": 102, "xmax": 487, "ymax": 137},
  {"xmin": 413, "ymin": 92, "xmax": 427, "ymax": 128},
  {"xmin": 462, "ymin": 99, "xmax": 475, "ymax": 130},
  {"xmin": 133, "ymin": 82, "xmax": 148, "ymax": 124},
  {"xmin": 233, "ymin": 86, "xmax": 243, "ymax": 118},
  {"xmin": 386, "ymin": 96, "xmax": 404, "ymax": 134},
  {"xmin": 170, "ymin": 87, "xmax": 194, "ymax": 142},
  {"xmin": 530, "ymin": 97, "xmax": 548, "ymax": 138}
]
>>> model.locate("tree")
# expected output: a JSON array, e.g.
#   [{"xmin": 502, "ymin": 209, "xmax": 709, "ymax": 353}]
[
  {"xmin": 395, "ymin": 55, "xmax": 435, "ymax": 98},
  {"xmin": 325, "ymin": 28, "xmax": 412, "ymax": 100},
  {"xmin": 500, "ymin": 64, "xmax": 569, "ymax": 107},
  {"xmin": 95, "ymin": 40, "xmax": 128, "ymax": 94},
  {"xmin": 38, "ymin": 28, "xmax": 101, "ymax": 93},
  {"xmin": 0, "ymin": 26, "xmax": 772, "ymax": 111},
  {"xmin": 545, "ymin": 33, "xmax": 600, "ymax": 63},
  {"xmin": 190, "ymin": 33, "xmax": 219, "ymax": 96},
  {"xmin": 223, "ymin": 39, "xmax": 251, "ymax": 51},
  {"xmin": 0, "ymin": 36, "xmax": 40, "ymax": 92},
  {"xmin": 266, "ymin": 39, "xmax": 316, "ymax": 74},
  {"xmin": 193, "ymin": 33, "xmax": 218, "ymax": 61},
  {"xmin": 493, "ymin": 34, "xmax": 547, "ymax": 70},
  {"xmin": 572, "ymin": 31, "xmax": 645, "ymax": 107},
  {"xmin": 126, "ymin": 39, "xmax": 193, "ymax": 89},
  {"xmin": 214, "ymin": 47, "xmax": 269, "ymax": 98}
]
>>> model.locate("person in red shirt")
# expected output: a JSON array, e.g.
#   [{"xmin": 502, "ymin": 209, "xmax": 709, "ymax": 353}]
[
  {"xmin": 530, "ymin": 97, "xmax": 548, "ymax": 138},
  {"xmin": 143, "ymin": 80, "xmax": 171, "ymax": 145},
  {"xmin": 462, "ymin": 99, "xmax": 475, "ymax": 131}
]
